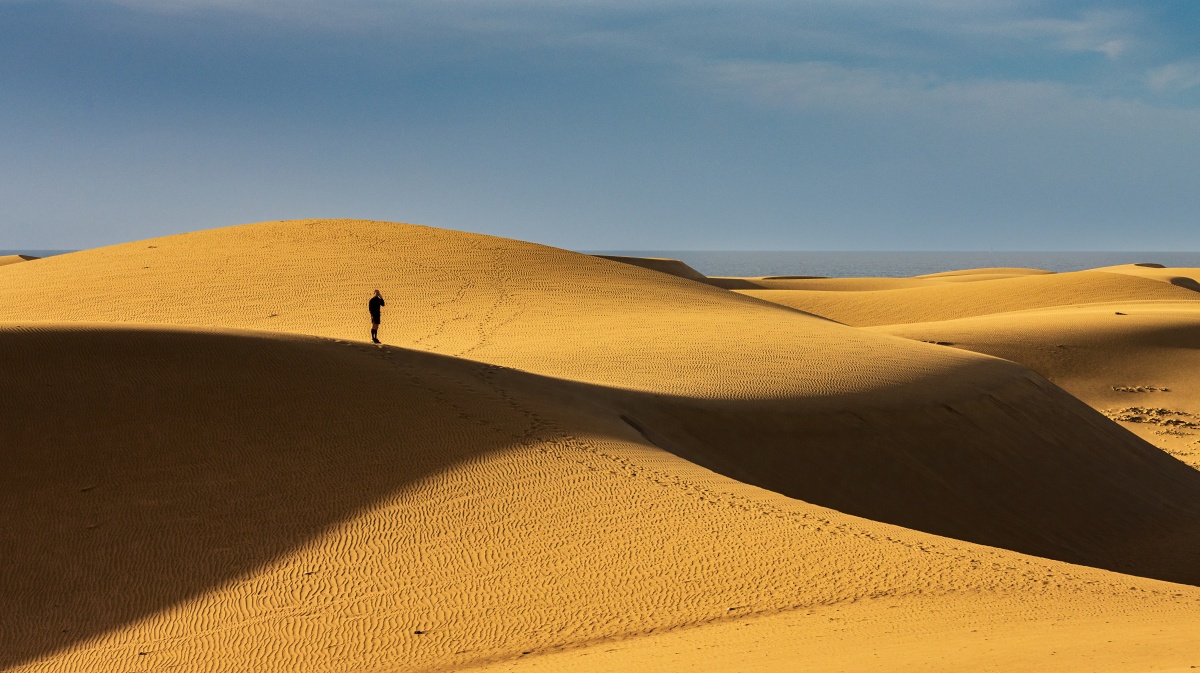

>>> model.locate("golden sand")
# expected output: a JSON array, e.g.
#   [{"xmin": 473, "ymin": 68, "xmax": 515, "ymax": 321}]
[
  {"xmin": 3, "ymin": 220, "xmax": 1200, "ymax": 672},
  {"xmin": 0, "ymin": 254, "xmax": 38, "ymax": 267},
  {"xmin": 736, "ymin": 268, "xmax": 1197, "ymax": 325},
  {"xmin": 876, "ymin": 303, "xmax": 1200, "ymax": 468}
]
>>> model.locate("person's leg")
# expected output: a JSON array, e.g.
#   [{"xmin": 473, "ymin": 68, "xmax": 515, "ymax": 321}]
[{"xmin": 371, "ymin": 321, "xmax": 380, "ymax": 343}]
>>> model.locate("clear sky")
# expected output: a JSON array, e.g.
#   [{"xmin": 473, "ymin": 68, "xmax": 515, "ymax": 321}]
[{"xmin": 1, "ymin": 0, "xmax": 1198, "ymax": 250}]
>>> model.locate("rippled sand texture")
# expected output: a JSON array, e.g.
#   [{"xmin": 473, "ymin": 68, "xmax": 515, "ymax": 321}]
[{"xmin": 3, "ymin": 221, "xmax": 1200, "ymax": 672}]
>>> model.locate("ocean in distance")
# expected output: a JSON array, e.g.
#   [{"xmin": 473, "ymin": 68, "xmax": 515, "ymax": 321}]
[
  {"xmin": 585, "ymin": 251, "xmax": 1200, "ymax": 279},
  {"xmin": 0, "ymin": 250, "xmax": 75, "ymax": 258}
]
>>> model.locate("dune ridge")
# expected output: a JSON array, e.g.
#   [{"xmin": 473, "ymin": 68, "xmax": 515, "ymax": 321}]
[
  {"xmin": 593, "ymin": 255, "xmax": 712, "ymax": 283},
  {"xmin": 737, "ymin": 269, "xmax": 1200, "ymax": 325},
  {"xmin": 0, "ymin": 219, "xmax": 1042, "ymax": 397},
  {"xmin": 0, "ymin": 254, "xmax": 38, "ymax": 266},
  {"xmin": 913, "ymin": 266, "xmax": 1054, "ymax": 278}
]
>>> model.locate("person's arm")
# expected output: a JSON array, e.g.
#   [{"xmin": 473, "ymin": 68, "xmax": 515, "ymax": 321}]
[{"xmin": 380, "ymin": 296, "xmax": 385, "ymax": 306}]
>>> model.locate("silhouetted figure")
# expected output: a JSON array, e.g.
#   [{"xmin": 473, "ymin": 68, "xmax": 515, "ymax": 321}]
[{"xmin": 369, "ymin": 290, "xmax": 385, "ymax": 344}]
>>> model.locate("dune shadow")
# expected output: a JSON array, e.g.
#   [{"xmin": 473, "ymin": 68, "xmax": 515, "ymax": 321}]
[
  {"xmin": 8, "ymin": 327, "xmax": 1200, "ymax": 668},
  {"xmin": 703, "ymin": 277, "xmax": 767, "ymax": 290},
  {"xmin": 0, "ymin": 328, "xmax": 534, "ymax": 669},
  {"xmin": 604, "ymin": 374, "xmax": 1200, "ymax": 587},
  {"xmin": 1169, "ymin": 276, "xmax": 1200, "ymax": 293}
]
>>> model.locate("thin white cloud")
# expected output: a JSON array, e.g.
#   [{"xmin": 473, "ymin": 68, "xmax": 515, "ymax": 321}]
[
  {"xmin": 64, "ymin": 0, "xmax": 1144, "ymax": 59},
  {"xmin": 707, "ymin": 58, "xmax": 1200, "ymax": 131},
  {"xmin": 933, "ymin": 9, "xmax": 1137, "ymax": 59},
  {"xmin": 40, "ymin": 0, "xmax": 1189, "ymax": 106},
  {"xmin": 1148, "ymin": 61, "xmax": 1200, "ymax": 94}
]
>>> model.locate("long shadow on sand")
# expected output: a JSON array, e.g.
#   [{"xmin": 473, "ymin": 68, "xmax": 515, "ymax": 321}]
[
  {"xmin": 0, "ymin": 327, "xmax": 545, "ymax": 669},
  {"xmin": 5, "ymin": 326, "xmax": 1200, "ymax": 667}
]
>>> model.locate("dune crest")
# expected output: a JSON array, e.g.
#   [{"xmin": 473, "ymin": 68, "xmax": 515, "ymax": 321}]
[
  {"xmin": 0, "ymin": 219, "xmax": 1038, "ymax": 397},
  {"xmin": 737, "ymin": 268, "xmax": 1200, "ymax": 325},
  {"xmin": 0, "ymin": 253, "xmax": 39, "ymax": 266},
  {"xmin": 1090, "ymin": 263, "xmax": 1200, "ymax": 292},
  {"xmin": 913, "ymin": 266, "xmax": 1053, "ymax": 278},
  {"xmin": 593, "ymin": 255, "xmax": 711, "ymax": 283}
]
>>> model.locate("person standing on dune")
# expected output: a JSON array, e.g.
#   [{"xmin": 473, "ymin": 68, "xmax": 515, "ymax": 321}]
[{"xmin": 369, "ymin": 290, "xmax": 385, "ymax": 344}]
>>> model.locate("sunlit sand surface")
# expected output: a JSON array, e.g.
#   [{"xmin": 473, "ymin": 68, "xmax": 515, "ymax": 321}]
[
  {"xmin": 3, "ymin": 220, "xmax": 1200, "ymax": 672},
  {"xmin": 734, "ymin": 267, "xmax": 1197, "ymax": 325},
  {"xmin": 0, "ymin": 254, "xmax": 39, "ymax": 267}
]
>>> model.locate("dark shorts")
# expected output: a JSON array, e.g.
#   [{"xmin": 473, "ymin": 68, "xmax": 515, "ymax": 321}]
[{"xmin": 370, "ymin": 314, "xmax": 381, "ymax": 324}]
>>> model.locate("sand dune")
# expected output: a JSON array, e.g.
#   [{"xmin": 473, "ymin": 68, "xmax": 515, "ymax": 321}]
[
  {"xmin": 6, "ymin": 220, "xmax": 1200, "ymax": 671},
  {"xmin": 737, "ymin": 268, "xmax": 1200, "ymax": 325},
  {"xmin": 469, "ymin": 593, "xmax": 1200, "ymax": 673},
  {"xmin": 875, "ymin": 302, "xmax": 1200, "ymax": 468},
  {"xmin": 913, "ymin": 266, "xmax": 1053, "ymax": 278},
  {"xmin": 3, "ymin": 221, "xmax": 1200, "ymax": 583},
  {"xmin": 594, "ymin": 255, "xmax": 711, "ymax": 283},
  {"xmin": 0, "ymin": 254, "xmax": 38, "ymax": 267},
  {"xmin": 0, "ymin": 220, "xmax": 1055, "ymax": 397},
  {"xmin": 6, "ymin": 323, "xmax": 1200, "ymax": 673},
  {"xmin": 718, "ymin": 267, "xmax": 1056, "ymax": 292},
  {"xmin": 1092, "ymin": 263, "xmax": 1200, "ymax": 292}
]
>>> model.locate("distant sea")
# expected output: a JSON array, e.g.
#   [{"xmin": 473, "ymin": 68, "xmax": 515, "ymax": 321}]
[
  {"xmin": 0, "ymin": 250, "xmax": 75, "ymax": 258},
  {"xmin": 585, "ymin": 251, "xmax": 1200, "ymax": 278}
]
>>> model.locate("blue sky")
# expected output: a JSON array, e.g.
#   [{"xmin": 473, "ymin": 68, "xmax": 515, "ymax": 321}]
[{"xmin": 1, "ymin": 0, "xmax": 1198, "ymax": 250}]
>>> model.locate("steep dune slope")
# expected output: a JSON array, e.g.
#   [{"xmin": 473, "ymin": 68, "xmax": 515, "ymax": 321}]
[
  {"xmin": 4, "ymin": 221, "xmax": 1200, "ymax": 587},
  {"xmin": 737, "ymin": 269, "xmax": 1199, "ymax": 326},
  {"xmin": 594, "ymin": 255, "xmax": 712, "ymax": 283},
  {"xmin": 5, "ymin": 324, "xmax": 1200, "ymax": 673},
  {"xmin": 875, "ymin": 303, "xmax": 1200, "ymax": 467}
]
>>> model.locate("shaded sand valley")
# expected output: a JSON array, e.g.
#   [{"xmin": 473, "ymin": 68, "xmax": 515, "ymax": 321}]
[{"xmin": 4, "ymin": 220, "xmax": 1200, "ymax": 672}]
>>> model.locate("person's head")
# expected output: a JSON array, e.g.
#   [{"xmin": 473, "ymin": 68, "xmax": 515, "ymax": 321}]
[{"xmin": 373, "ymin": 289, "xmax": 381, "ymax": 298}]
